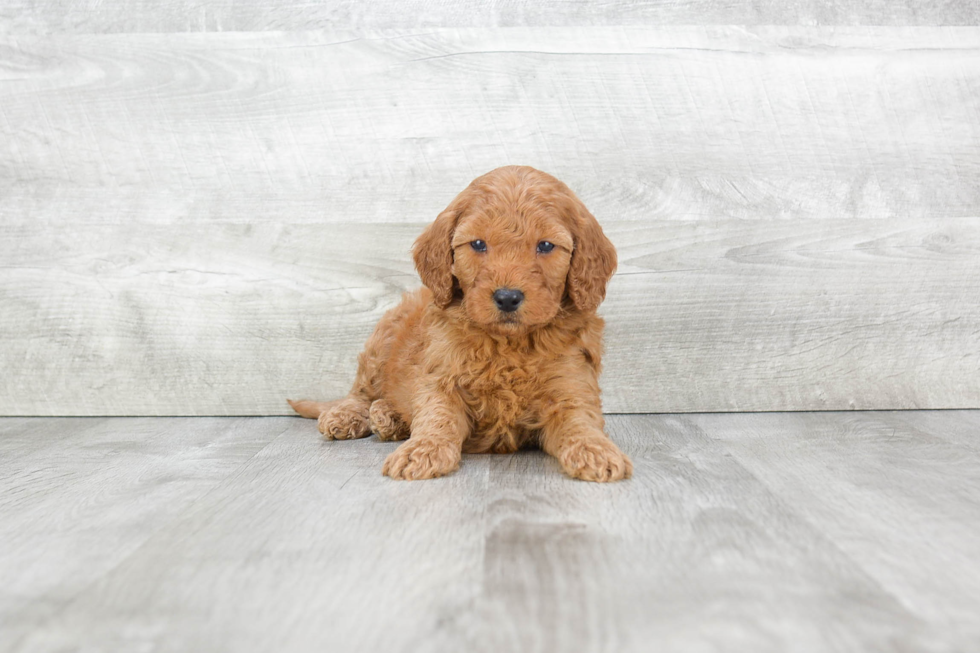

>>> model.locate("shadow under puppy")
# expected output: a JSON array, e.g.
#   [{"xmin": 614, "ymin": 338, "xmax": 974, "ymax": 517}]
[{"xmin": 290, "ymin": 165, "xmax": 632, "ymax": 482}]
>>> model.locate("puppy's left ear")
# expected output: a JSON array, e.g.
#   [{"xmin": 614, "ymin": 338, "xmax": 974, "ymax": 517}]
[
  {"xmin": 565, "ymin": 196, "xmax": 617, "ymax": 313},
  {"xmin": 413, "ymin": 195, "xmax": 466, "ymax": 308}
]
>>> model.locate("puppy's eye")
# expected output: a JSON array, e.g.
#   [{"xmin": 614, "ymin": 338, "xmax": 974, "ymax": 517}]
[
  {"xmin": 470, "ymin": 240, "xmax": 487, "ymax": 253},
  {"xmin": 536, "ymin": 241, "xmax": 555, "ymax": 254}
]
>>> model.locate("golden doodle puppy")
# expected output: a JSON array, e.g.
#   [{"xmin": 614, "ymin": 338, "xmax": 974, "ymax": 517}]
[{"xmin": 289, "ymin": 165, "xmax": 632, "ymax": 482}]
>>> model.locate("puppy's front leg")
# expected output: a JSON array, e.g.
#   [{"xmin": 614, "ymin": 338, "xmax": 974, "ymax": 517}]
[
  {"xmin": 382, "ymin": 386, "xmax": 468, "ymax": 480},
  {"xmin": 540, "ymin": 407, "xmax": 632, "ymax": 482}
]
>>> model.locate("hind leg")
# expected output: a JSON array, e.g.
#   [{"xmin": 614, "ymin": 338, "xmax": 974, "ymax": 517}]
[
  {"xmin": 315, "ymin": 340, "xmax": 381, "ymax": 441},
  {"xmin": 317, "ymin": 396, "xmax": 372, "ymax": 440},
  {"xmin": 370, "ymin": 399, "xmax": 410, "ymax": 441},
  {"xmin": 298, "ymin": 290, "xmax": 429, "ymax": 441},
  {"xmin": 316, "ymin": 297, "xmax": 413, "ymax": 440}
]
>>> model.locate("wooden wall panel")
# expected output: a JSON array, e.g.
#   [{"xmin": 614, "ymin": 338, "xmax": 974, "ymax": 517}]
[
  {"xmin": 3, "ymin": 29, "xmax": 979, "ymax": 229},
  {"xmin": 3, "ymin": 0, "xmax": 979, "ymax": 34},
  {"xmin": 2, "ymin": 219, "xmax": 977, "ymax": 415},
  {"xmin": 2, "ymin": 27, "xmax": 979, "ymax": 414}
]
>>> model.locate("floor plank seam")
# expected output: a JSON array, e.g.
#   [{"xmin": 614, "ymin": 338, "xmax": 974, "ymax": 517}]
[{"xmin": 678, "ymin": 415, "xmax": 935, "ymax": 627}]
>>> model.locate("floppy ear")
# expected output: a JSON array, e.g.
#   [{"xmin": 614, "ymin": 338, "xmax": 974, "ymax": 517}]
[
  {"xmin": 413, "ymin": 197, "xmax": 466, "ymax": 308},
  {"xmin": 566, "ymin": 197, "xmax": 617, "ymax": 313}
]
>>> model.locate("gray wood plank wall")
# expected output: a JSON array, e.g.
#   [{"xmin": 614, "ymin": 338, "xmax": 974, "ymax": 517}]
[
  {"xmin": 4, "ymin": 1, "xmax": 979, "ymax": 32},
  {"xmin": 2, "ymin": 7, "xmax": 979, "ymax": 415}
]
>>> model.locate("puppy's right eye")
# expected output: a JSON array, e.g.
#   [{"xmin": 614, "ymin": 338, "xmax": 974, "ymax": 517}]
[{"xmin": 470, "ymin": 240, "xmax": 487, "ymax": 252}]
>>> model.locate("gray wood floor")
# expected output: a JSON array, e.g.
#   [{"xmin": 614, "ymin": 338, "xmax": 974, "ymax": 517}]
[{"xmin": 2, "ymin": 412, "xmax": 978, "ymax": 652}]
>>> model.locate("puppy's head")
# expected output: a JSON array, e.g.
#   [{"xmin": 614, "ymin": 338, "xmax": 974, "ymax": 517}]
[{"xmin": 413, "ymin": 166, "xmax": 616, "ymax": 333}]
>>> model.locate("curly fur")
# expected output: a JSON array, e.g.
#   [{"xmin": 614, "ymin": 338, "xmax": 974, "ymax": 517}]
[{"xmin": 289, "ymin": 166, "xmax": 631, "ymax": 482}]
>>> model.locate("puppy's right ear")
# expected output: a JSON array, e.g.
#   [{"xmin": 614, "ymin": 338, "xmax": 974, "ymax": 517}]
[{"xmin": 413, "ymin": 196, "xmax": 466, "ymax": 308}]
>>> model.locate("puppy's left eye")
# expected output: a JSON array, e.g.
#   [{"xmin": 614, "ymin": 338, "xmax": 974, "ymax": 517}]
[{"xmin": 536, "ymin": 241, "xmax": 555, "ymax": 254}]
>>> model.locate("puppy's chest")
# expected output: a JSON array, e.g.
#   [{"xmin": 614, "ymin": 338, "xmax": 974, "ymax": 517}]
[{"xmin": 455, "ymin": 354, "xmax": 546, "ymax": 423}]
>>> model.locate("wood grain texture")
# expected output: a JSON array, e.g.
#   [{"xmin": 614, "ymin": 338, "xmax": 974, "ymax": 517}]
[
  {"xmin": 441, "ymin": 415, "xmax": 939, "ymax": 652},
  {"xmin": 2, "ymin": 0, "xmax": 979, "ymax": 33},
  {"xmin": 0, "ymin": 417, "xmax": 284, "ymax": 648},
  {"xmin": 2, "ymin": 218, "xmax": 978, "ymax": 415},
  {"xmin": 2, "ymin": 28, "xmax": 980, "ymax": 225},
  {"xmin": 4, "ymin": 417, "xmax": 493, "ymax": 653},
  {"xmin": 881, "ymin": 410, "xmax": 980, "ymax": 451},
  {"xmin": 686, "ymin": 411, "xmax": 980, "ymax": 642},
  {"xmin": 3, "ymin": 412, "xmax": 979, "ymax": 652},
  {"xmin": 2, "ymin": 27, "xmax": 980, "ymax": 414}
]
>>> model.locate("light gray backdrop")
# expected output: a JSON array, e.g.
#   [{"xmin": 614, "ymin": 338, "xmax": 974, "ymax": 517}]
[{"xmin": 1, "ymin": 4, "xmax": 979, "ymax": 415}]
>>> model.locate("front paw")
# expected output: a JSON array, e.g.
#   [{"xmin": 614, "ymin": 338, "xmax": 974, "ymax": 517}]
[
  {"xmin": 558, "ymin": 435, "xmax": 633, "ymax": 482},
  {"xmin": 382, "ymin": 438, "xmax": 461, "ymax": 480}
]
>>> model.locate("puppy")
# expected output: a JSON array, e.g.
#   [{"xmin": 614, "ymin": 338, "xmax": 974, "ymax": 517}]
[{"xmin": 289, "ymin": 165, "xmax": 632, "ymax": 482}]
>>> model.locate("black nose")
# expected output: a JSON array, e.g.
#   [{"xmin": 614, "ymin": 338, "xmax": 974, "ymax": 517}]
[{"xmin": 493, "ymin": 288, "xmax": 524, "ymax": 313}]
